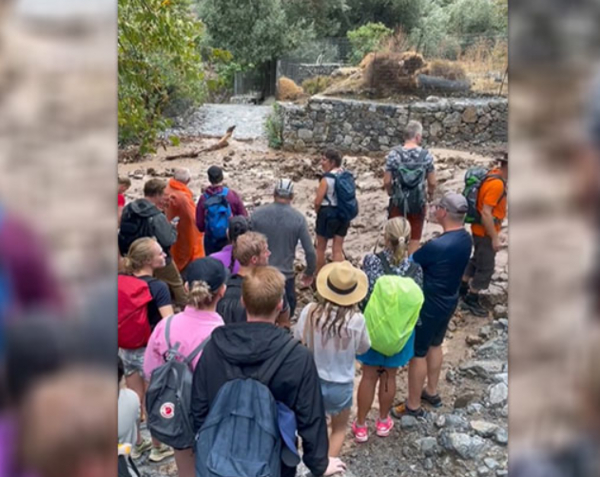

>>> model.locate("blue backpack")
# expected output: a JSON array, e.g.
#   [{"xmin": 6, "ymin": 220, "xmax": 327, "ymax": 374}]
[
  {"xmin": 195, "ymin": 339, "xmax": 298, "ymax": 477},
  {"xmin": 204, "ymin": 188, "xmax": 231, "ymax": 240},
  {"xmin": 325, "ymin": 170, "xmax": 359, "ymax": 222}
]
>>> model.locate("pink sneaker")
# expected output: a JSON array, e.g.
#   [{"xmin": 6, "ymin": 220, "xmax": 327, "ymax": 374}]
[
  {"xmin": 376, "ymin": 416, "xmax": 394, "ymax": 437},
  {"xmin": 352, "ymin": 420, "xmax": 369, "ymax": 443}
]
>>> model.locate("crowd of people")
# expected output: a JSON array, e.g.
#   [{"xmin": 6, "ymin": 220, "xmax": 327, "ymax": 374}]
[{"xmin": 117, "ymin": 120, "xmax": 508, "ymax": 477}]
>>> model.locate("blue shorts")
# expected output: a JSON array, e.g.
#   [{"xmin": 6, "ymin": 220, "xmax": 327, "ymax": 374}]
[
  {"xmin": 319, "ymin": 379, "xmax": 353, "ymax": 416},
  {"xmin": 357, "ymin": 331, "xmax": 415, "ymax": 368}
]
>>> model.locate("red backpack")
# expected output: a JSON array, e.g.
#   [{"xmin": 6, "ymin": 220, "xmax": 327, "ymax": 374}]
[{"xmin": 118, "ymin": 275, "xmax": 153, "ymax": 349}]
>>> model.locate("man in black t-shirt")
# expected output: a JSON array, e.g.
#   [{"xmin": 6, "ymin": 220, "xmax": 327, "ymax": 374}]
[
  {"xmin": 217, "ymin": 232, "xmax": 290, "ymax": 327},
  {"xmin": 392, "ymin": 193, "xmax": 472, "ymax": 418}
]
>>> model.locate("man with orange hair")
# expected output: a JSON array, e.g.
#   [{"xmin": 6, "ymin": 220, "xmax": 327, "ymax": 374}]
[{"xmin": 165, "ymin": 168, "xmax": 205, "ymax": 272}]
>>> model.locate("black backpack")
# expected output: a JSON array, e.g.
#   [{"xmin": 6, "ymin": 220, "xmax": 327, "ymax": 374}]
[
  {"xmin": 376, "ymin": 252, "xmax": 420, "ymax": 280},
  {"xmin": 118, "ymin": 204, "xmax": 158, "ymax": 256},
  {"xmin": 145, "ymin": 316, "xmax": 211, "ymax": 450},
  {"xmin": 216, "ymin": 275, "xmax": 247, "ymax": 325},
  {"xmin": 324, "ymin": 170, "xmax": 359, "ymax": 222},
  {"xmin": 195, "ymin": 339, "xmax": 299, "ymax": 477},
  {"xmin": 390, "ymin": 148, "xmax": 430, "ymax": 215}
]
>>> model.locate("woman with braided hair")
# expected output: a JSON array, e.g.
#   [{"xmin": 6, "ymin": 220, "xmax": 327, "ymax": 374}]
[{"xmin": 352, "ymin": 217, "xmax": 423, "ymax": 443}]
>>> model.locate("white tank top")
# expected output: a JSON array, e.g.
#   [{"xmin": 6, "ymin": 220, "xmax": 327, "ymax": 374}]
[{"xmin": 321, "ymin": 169, "xmax": 342, "ymax": 207}]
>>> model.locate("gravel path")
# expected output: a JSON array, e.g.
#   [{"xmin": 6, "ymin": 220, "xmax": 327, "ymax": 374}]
[{"xmin": 171, "ymin": 104, "xmax": 272, "ymax": 140}]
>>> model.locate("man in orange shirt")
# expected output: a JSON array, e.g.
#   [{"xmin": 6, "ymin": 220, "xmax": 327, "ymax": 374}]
[
  {"xmin": 461, "ymin": 154, "xmax": 508, "ymax": 316},
  {"xmin": 165, "ymin": 168, "xmax": 205, "ymax": 273}
]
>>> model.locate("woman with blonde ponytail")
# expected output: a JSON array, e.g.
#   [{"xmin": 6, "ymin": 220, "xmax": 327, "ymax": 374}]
[
  {"xmin": 144, "ymin": 257, "xmax": 227, "ymax": 477},
  {"xmin": 351, "ymin": 217, "xmax": 424, "ymax": 443}
]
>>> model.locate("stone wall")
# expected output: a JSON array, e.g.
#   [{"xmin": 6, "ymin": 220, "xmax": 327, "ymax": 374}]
[
  {"xmin": 279, "ymin": 95, "xmax": 507, "ymax": 152},
  {"xmin": 294, "ymin": 64, "xmax": 342, "ymax": 84}
]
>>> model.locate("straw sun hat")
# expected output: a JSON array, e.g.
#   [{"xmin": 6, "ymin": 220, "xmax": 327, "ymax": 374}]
[{"xmin": 316, "ymin": 261, "xmax": 368, "ymax": 307}]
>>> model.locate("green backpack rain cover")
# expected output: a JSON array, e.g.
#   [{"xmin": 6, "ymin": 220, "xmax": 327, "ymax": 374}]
[{"xmin": 364, "ymin": 275, "xmax": 424, "ymax": 357}]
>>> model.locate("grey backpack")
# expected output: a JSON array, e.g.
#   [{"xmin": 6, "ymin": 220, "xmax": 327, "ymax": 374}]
[
  {"xmin": 195, "ymin": 339, "xmax": 298, "ymax": 477},
  {"xmin": 146, "ymin": 316, "xmax": 210, "ymax": 450},
  {"xmin": 391, "ymin": 148, "xmax": 429, "ymax": 215}
]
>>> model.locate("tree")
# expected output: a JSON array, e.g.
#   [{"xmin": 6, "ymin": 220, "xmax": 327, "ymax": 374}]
[
  {"xmin": 282, "ymin": 0, "xmax": 349, "ymax": 38},
  {"xmin": 342, "ymin": 0, "xmax": 425, "ymax": 35},
  {"xmin": 119, "ymin": 0, "xmax": 206, "ymax": 154},
  {"xmin": 347, "ymin": 22, "xmax": 393, "ymax": 64},
  {"xmin": 198, "ymin": 0, "xmax": 307, "ymax": 68}
]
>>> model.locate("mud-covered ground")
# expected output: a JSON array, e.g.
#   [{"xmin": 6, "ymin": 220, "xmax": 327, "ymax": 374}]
[{"xmin": 119, "ymin": 138, "xmax": 508, "ymax": 477}]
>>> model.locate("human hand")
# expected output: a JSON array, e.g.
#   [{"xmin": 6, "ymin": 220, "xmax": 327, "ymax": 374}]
[
  {"xmin": 300, "ymin": 274, "xmax": 314, "ymax": 289},
  {"xmin": 492, "ymin": 236, "xmax": 501, "ymax": 252},
  {"xmin": 324, "ymin": 457, "xmax": 347, "ymax": 476}
]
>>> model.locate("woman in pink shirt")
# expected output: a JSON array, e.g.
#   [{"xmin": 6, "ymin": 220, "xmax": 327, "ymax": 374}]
[{"xmin": 144, "ymin": 257, "xmax": 227, "ymax": 477}]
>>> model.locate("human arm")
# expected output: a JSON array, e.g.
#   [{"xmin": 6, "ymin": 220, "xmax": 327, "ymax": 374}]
[
  {"xmin": 299, "ymin": 218, "xmax": 316, "ymax": 279},
  {"xmin": 152, "ymin": 214, "xmax": 177, "ymax": 250},
  {"xmin": 229, "ymin": 190, "xmax": 248, "ymax": 217},
  {"xmin": 294, "ymin": 355, "xmax": 330, "ymax": 476},
  {"xmin": 383, "ymin": 171, "xmax": 393, "ymax": 196},
  {"xmin": 480, "ymin": 204, "xmax": 501, "ymax": 251},
  {"xmin": 195, "ymin": 196, "xmax": 206, "ymax": 232},
  {"xmin": 426, "ymin": 171, "xmax": 436, "ymax": 200},
  {"xmin": 383, "ymin": 150, "xmax": 398, "ymax": 196},
  {"xmin": 356, "ymin": 315, "xmax": 371, "ymax": 355},
  {"xmin": 314, "ymin": 178, "xmax": 328, "ymax": 212},
  {"xmin": 151, "ymin": 280, "xmax": 173, "ymax": 318},
  {"xmin": 158, "ymin": 305, "xmax": 174, "ymax": 318}
]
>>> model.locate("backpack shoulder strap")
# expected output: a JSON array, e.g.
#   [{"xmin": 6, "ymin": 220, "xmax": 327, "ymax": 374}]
[
  {"xmin": 482, "ymin": 173, "xmax": 507, "ymax": 204},
  {"xmin": 256, "ymin": 338, "xmax": 298, "ymax": 385},
  {"xmin": 404, "ymin": 261, "xmax": 420, "ymax": 279},
  {"xmin": 184, "ymin": 335, "xmax": 211, "ymax": 365},
  {"xmin": 221, "ymin": 187, "xmax": 229, "ymax": 196},
  {"xmin": 376, "ymin": 252, "xmax": 393, "ymax": 276},
  {"xmin": 417, "ymin": 148, "xmax": 429, "ymax": 163},
  {"xmin": 163, "ymin": 315, "xmax": 175, "ymax": 352}
]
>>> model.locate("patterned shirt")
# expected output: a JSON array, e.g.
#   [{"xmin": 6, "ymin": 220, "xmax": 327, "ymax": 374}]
[
  {"xmin": 361, "ymin": 249, "xmax": 424, "ymax": 308},
  {"xmin": 384, "ymin": 146, "xmax": 435, "ymax": 174}
]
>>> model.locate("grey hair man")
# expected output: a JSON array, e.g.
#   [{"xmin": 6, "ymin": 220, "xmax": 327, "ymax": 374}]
[
  {"xmin": 173, "ymin": 167, "xmax": 192, "ymax": 184},
  {"xmin": 392, "ymin": 193, "xmax": 472, "ymax": 419},
  {"xmin": 250, "ymin": 179, "xmax": 317, "ymax": 325},
  {"xmin": 383, "ymin": 120, "xmax": 437, "ymax": 255}
]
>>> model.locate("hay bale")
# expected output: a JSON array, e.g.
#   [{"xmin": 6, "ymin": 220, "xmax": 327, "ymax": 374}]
[
  {"xmin": 420, "ymin": 59, "xmax": 467, "ymax": 81},
  {"xmin": 362, "ymin": 52, "xmax": 420, "ymax": 94},
  {"xmin": 277, "ymin": 77, "xmax": 304, "ymax": 101}
]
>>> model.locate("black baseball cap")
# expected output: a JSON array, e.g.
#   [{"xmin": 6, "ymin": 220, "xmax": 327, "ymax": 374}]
[
  {"xmin": 207, "ymin": 165, "xmax": 224, "ymax": 184},
  {"xmin": 228, "ymin": 216, "xmax": 250, "ymax": 242},
  {"xmin": 183, "ymin": 257, "xmax": 227, "ymax": 292}
]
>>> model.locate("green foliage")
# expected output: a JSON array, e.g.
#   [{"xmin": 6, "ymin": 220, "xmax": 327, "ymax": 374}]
[
  {"xmin": 302, "ymin": 76, "xmax": 332, "ymax": 95},
  {"xmin": 347, "ymin": 22, "xmax": 393, "ymax": 64},
  {"xmin": 265, "ymin": 103, "xmax": 284, "ymax": 149},
  {"xmin": 119, "ymin": 0, "xmax": 206, "ymax": 154},
  {"xmin": 343, "ymin": 0, "xmax": 425, "ymax": 35},
  {"xmin": 198, "ymin": 0, "xmax": 312, "ymax": 67},
  {"xmin": 282, "ymin": 0, "xmax": 349, "ymax": 38},
  {"xmin": 446, "ymin": 0, "xmax": 504, "ymax": 37}
]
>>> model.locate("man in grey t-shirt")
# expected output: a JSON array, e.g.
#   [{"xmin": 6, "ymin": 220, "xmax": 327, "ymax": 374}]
[{"xmin": 251, "ymin": 179, "xmax": 316, "ymax": 321}]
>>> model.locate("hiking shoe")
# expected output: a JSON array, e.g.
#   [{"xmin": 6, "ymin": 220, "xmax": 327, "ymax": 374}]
[
  {"xmin": 459, "ymin": 281, "xmax": 469, "ymax": 298},
  {"xmin": 148, "ymin": 444, "xmax": 174, "ymax": 463},
  {"xmin": 391, "ymin": 402, "xmax": 426, "ymax": 419},
  {"xmin": 461, "ymin": 293, "xmax": 489, "ymax": 317},
  {"xmin": 351, "ymin": 420, "xmax": 369, "ymax": 443},
  {"xmin": 131, "ymin": 437, "xmax": 152, "ymax": 460},
  {"xmin": 375, "ymin": 416, "xmax": 394, "ymax": 437},
  {"xmin": 421, "ymin": 390, "xmax": 443, "ymax": 408}
]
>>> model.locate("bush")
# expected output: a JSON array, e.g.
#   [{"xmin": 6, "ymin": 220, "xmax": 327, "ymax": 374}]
[
  {"xmin": 302, "ymin": 76, "xmax": 332, "ymax": 95},
  {"xmin": 265, "ymin": 103, "xmax": 284, "ymax": 149},
  {"xmin": 347, "ymin": 22, "xmax": 393, "ymax": 65},
  {"xmin": 277, "ymin": 77, "xmax": 304, "ymax": 101}
]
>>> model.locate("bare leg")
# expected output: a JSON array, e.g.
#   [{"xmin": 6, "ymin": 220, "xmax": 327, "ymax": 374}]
[
  {"xmin": 125, "ymin": 372, "xmax": 145, "ymax": 412},
  {"xmin": 174, "ymin": 449, "xmax": 196, "ymax": 477},
  {"xmin": 328, "ymin": 408, "xmax": 351, "ymax": 457},
  {"xmin": 407, "ymin": 357, "xmax": 428, "ymax": 410},
  {"xmin": 356, "ymin": 365, "xmax": 379, "ymax": 426},
  {"xmin": 332, "ymin": 236, "xmax": 345, "ymax": 262},
  {"xmin": 316, "ymin": 236, "xmax": 328, "ymax": 274},
  {"xmin": 425, "ymin": 346, "xmax": 443, "ymax": 396},
  {"xmin": 377, "ymin": 367, "xmax": 398, "ymax": 419}
]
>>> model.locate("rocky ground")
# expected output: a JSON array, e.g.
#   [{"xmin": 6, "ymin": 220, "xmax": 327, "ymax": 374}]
[{"xmin": 119, "ymin": 137, "xmax": 508, "ymax": 477}]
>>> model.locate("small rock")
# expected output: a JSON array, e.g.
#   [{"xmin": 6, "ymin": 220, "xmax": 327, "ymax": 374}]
[
  {"xmin": 498, "ymin": 318, "xmax": 508, "ymax": 329},
  {"xmin": 496, "ymin": 471, "xmax": 508, "ymax": 477},
  {"xmin": 436, "ymin": 415, "xmax": 446, "ymax": 428},
  {"xmin": 454, "ymin": 392, "xmax": 477, "ymax": 409},
  {"xmin": 440, "ymin": 431, "xmax": 486, "ymax": 459},
  {"xmin": 401, "ymin": 415, "xmax": 419, "ymax": 429},
  {"xmin": 494, "ymin": 427, "xmax": 508, "ymax": 446},
  {"xmin": 459, "ymin": 360, "xmax": 504, "ymax": 380},
  {"xmin": 488, "ymin": 383, "xmax": 508, "ymax": 406},
  {"xmin": 493, "ymin": 305, "xmax": 507, "ymax": 319},
  {"xmin": 500, "ymin": 405, "xmax": 508, "ymax": 418},
  {"xmin": 417, "ymin": 437, "xmax": 438, "ymax": 456},
  {"xmin": 423, "ymin": 458, "xmax": 434, "ymax": 470},
  {"xmin": 426, "ymin": 95, "xmax": 441, "ymax": 102},
  {"xmin": 446, "ymin": 369, "xmax": 458, "ymax": 383},
  {"xmin": 445, "ymin": 414, "xmax": 469, "ymax": 430},
  {"xmin": 492, "ymin": 373, "xmax": 508, "ymax": 386},
  {"xmin": 466, "ymin": 335, "xmax": 484, "ymax": 346},
  {"xmin": 478, "ymin": 466, "xmax": 490, "ymax": 475},
  {"xmin": 467, "ymin": 403, "xmax": 484, "ymax": 415},
  {"xmin": 479, "ymin": 326, "xmax": 492, "ymax": 339},
  {"xmin": 470, "ymin": 420, "xmax": 499, "ymax": 438},
  {"xmin": 448, "ymin": 321, "xmax": 457, "ymax": 332},
  {"xmin": 484, "ymin": 458, "xmax": 500, "ymax": 470}
]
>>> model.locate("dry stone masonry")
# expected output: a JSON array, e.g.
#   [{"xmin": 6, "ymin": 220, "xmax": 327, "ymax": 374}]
[{"xmin": 280, "ymin": 95, "xmax": 507, "ymax": 152}]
